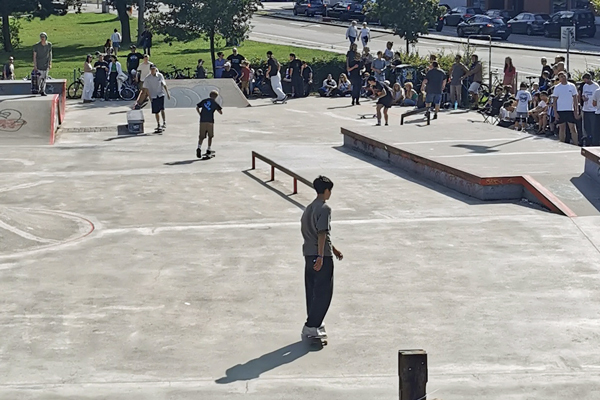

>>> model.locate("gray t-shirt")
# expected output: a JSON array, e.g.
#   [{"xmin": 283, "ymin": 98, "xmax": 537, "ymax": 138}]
[
  {"xmin": 33, "ymin": 41, "xmax": 53, "ymax": 70},
  {"xmin": 143, "ymin": 72, "xmax": 166, "ymax": 99},
  {"xmin": 301, "ymin": 198, "xmax": 332, "ymax": 257},
  {"xmin": 450, "ymin": 63, "xmax": 466, "ymax": 85},
  {"xmin": 425, "ymin": 68, "xmax": 446, "ymax": 95}
]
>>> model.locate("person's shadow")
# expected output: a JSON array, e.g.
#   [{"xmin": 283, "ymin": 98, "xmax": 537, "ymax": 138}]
[{"xmin": 215, "ymin": 340, "xmax": 319, "ymax": 384}]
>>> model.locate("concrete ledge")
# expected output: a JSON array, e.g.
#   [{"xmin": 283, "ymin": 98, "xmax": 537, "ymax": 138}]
[{"xmin": 341, "ymin": 127, "xmax": 577, "ymax": 217}]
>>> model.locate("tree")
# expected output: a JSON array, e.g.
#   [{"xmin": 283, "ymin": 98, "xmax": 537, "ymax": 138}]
[
  {"xmin": 0, "ymin": 0, "xmax": 54, "ymax": 52},
  {"xmin": 111, "ymin": 0, "xmax": 133, "ymax": 45},
  {"xmin": 148, "ymin": 0, "xmax": 262, "ymax": 76},
  {"xmin": 372, "ymin": 0, "xmax": 441, "ymax": 54}
]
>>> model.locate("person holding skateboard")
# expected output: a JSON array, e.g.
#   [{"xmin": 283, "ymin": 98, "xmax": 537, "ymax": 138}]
[
  {"xmin": 143, "ymin": 64, "xmax": 170, "ymax": 132},
  {"xmin": 266, "ymin": 51, "xmax": 287, "ymax": 103},
  {"xmin": 32, "ymin": 32, "xmax": 52, "ymax": 96},
  {"xmin": 300, "ymin": 176, "xmax": 343, "ymax": 340},
  {"xmin": 195, "ymin": 90, "xmax": 222, "ymax": 158}
]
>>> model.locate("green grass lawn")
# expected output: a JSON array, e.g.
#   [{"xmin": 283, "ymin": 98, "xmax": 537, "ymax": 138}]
[{"xmin": 1, "ymin": 12, "xmax": 342, "ymax": 82}]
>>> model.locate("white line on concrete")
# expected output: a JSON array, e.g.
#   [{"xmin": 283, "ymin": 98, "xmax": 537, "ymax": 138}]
[
  {"xmin": 239, "ymin": 128, "xmax": 275, "ymax": 133},
  {"xmin": 0, "ymin": 180, "xmax": 54, "ymax": 194},
  {"xmin": 434, "ymin": 150, "xmax": 580, "ymax": 158},
  {"xmin": 0, "ymin": 158, "xmax": 35, "ymax": 166},
  {"xmin": 322, "ymin": 112, "xmax": 372, "ymax": 123},
  {"xmin": 0, "ymin": 219, "xmax": 58, "ymax": 244},
  {"xmin": 286, "ymin": 109, "xmax": 309, "ymax": 114}
]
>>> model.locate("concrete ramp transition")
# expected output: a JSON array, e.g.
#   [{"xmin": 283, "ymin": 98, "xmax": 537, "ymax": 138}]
[
  {"xmin": 164, "ymin": 79, "xmax": 250, "ymax": 109},
  {"xmin": 0, "ymin": 95, "xmax": 60, "ymax": 145}
]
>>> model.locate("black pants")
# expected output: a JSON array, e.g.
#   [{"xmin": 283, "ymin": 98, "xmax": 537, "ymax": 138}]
[
  {"xmin": 583, "ymin": 111, "xmax": 595, "ymax": 144},
  {"xmin": 108, "ymin": 72, "xmax": 118, "ymax": 99},
  {"xmin": 350, "ymin": 76, "xmax": 361, "ymax": 102},
  {"xmin": 292, "ymin": 75, "xmax": 303, "ymax": 98},
  {"xmin": 304, "ymin": 256, "xmax": 334, "ymax": 328},
  {"xmin": 144, "ymin": 46, "xmax": 151, "ymax": 56},
  {"xmin": 303, "ymin": 79, "xmax": 312, "ymax": 97},
  {"xmin": 594, "ymin": 114, "xmax": 600, "ymax": 146},
  {"xmin": 93, "ymin": 79, "xmax": 106, "ymax": 99}
]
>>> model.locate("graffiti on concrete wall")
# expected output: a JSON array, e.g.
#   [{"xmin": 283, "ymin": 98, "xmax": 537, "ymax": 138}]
[{"xmin": 0, "ymin": 109, "xmax": 27, "ymax": 132}]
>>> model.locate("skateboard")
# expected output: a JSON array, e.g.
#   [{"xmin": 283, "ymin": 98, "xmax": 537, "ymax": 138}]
[
  {"xmin": 31, "ymin": 70, "xmax": 39, "ymax": 94},
  {"xmin": 154, "ymin": 126, "xmax": 164, "ymax": 134},
  {"xmin": 202, "ymin": 151, "xmax": 216, "ymax": 160},
  {"xmin": 358, "ymin": 114, "xmax": 376, "ymax": 119},
  {"xmin": 306, "ymin": 335, "xmax": 328, "ymax": 346}
]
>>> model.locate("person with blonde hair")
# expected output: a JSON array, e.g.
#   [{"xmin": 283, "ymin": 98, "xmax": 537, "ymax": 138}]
[
  {"xmin": 391, "ymin": 82, "xmax": 404, "ymax": 105},
  {"xmin": 336, "ymin": 73, "xmax": 352, "ymax": 97},
  {"xmin": 402, "ymin": 82, "xmax": 418, "ymax": 106}
]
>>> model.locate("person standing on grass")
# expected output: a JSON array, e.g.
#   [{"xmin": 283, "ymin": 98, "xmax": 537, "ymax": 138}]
[
  {"xmin": 360, "ymin": 22, "xmax": 370, "ymax": 48},
  {"xmin": 111, "ymin": 28, "xmax": 122, "ymax": 55},
  {"xmin": 104, "ymin": 39, "xmax": 114, "ymax": 56},
  {"xmin": 195, "ymin": 90, "xmax": 223, "ymax": 158},
  {"xmin": 141, "ymin": 29, "xmax": 153, "ymax": 56},
  {"xmin": 580, "ymin": 73, "xmax": 599, "ymax": 145},
  {"xmin": 552, "ymin": 71, "xmax": 579, "ymax": 146},
  {"xmin": 214, "ymin": 52, "xmax": 226, "ymax": 79},
  {"xmin": 345, "ymin": 20, "xmax": 358, "ymax": 46},
  {"xmin": 289, "ymin": 53, "xmax": 303, "ymax": 98},
  {"xmin": 227, "ymin": 48, "xmax": 245, "ymax": 77},
  {"xmin": 33, "ymin": 32, "xmax": 52, "ymax": 96},
  {"xmin": 449, "ymin": 55, "xmax": 467, "ymax": 107},
  {"xmin": 82, "ymin": 54, "xmax": 95, "ymax": 104},
  {"xmin": 300, "ymin": 175, "xmax": 343, "ymax": 340},
  {"xmin": 3, "ymin": 56, "xmax": 14, "ymax": 80},
  {"xmin": 93, "ymin": 53, "xmax": 109, "ymax": 100},
  {"xmin": 266, "ymin": 51, "xmax": 286, "ymax": 102},
  {"xmin": 144, "ymin": 64, "xmax": 170, "ymax": 131},
  {"xmin": 421, "ymin": 61, "xmax": 446, "ymax": 119}
]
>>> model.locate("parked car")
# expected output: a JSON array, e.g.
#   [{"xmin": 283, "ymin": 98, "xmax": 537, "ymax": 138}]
[
  {"xmin": 543, "ymin": 9, "xmax": 596, "ymax": 38},
  {"xmin": 327, "ymin": 1, "xmax": 364, "ymax": 21},
  {"xmin": 508, "ymin": 12, "xmax": 549, "ymax": 35},
  {"xmin": 51, "ymin": 1, "xmax": 68, "ymax": 16},
  {"xmin": 457, "ymin": 15, "xmax": 511, "ymax": 40},
  {"xmin": 485, "ymin": 9, "xmax": 516, "ymax": 23},
  {"xmin": 293, "ymin": 0, "xmax": 326, "ymax": 17},
  {"xmin": 444, "ymin": 7, "xmax": 484, "ymax": 26}
]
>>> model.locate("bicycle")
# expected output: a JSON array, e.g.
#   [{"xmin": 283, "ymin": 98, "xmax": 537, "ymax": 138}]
[
  {"xmin": 118, "ymin": 77, "xmax": 139, "ymax": 101},
  {"xmin": 67, "ymin": 68, "xmax": 84, "ymax": 99}
]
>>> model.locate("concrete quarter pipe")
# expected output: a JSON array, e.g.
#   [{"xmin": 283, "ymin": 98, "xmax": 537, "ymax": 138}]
[{"xmin": 0, "ymin": 95, "xmax": 60, "ymax": 145}]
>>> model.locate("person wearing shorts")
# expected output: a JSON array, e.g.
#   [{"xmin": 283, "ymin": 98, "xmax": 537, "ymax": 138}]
[
  {"xmin": 421, "ymin": 61, "xmax": 446, "ymax": 119},
  {"xmin": 368, "ymin": 76, "xmax": 393, "ymax": 126},
  {"xmin": 515, "ymin": 82, "xmax": 532, "ymax": 131},
  {"xmin": 143, "ymin": 64, "xmax": 170, "ymax": 131},
  {"xmin": 195, "ymin": 90, "xmax": 223, "ymax": 158},
  {"xmin": 552, "ymin": 71, "xmax": 579, "ymax": 145},
  {"xmin": 461, "ymin": 54, "xmax": 483, "ymax": 109}
]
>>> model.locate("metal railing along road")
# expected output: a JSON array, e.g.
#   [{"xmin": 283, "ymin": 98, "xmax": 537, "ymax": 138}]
[{"xmin": 251, "ymin": 151, "xmax": 313, "ymax": 194}]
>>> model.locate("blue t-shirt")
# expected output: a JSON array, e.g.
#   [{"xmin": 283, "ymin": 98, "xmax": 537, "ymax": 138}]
[
  {"xmin": 214, "ymin": 58, "xmax": 226, "ymax": 78},
  {"xmin": 197, "ymin": 98, "xmax": 222, "ymax": 123}
]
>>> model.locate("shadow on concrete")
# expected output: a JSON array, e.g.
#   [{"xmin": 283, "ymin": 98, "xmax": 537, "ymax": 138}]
[
  {"xmin": 242, "ymin": 170, "xmax": 306, "ymax": 210},
  {"xmin": 452, "ymin": 136, "xmax": 530, "ymax": 154},
  {"xmin": 327, "ymin": 104, "xmax": 354, "ymax": 110},
  {"xmin": 215, "ymin": 340, "xmax": 319, "ymax": 384},
  {"xmin": 571, "ymin": 174, "xmax": 600, "ymax": 213},
  {"xmin": 104, "ymin": 133, "xmax": 153, "ymax": 141},
  {"xmin": 164, "ymin": 159, "xmax": 203, "ymax": 166}
]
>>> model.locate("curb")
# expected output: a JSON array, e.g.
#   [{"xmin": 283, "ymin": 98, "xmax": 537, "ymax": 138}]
[{"xmin": 261, "ymin": 11, "xmax": 600, "ymax": 57}]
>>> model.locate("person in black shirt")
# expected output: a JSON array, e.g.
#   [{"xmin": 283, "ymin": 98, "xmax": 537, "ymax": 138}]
[
  {"xmin": 195, "ymin": 90, "xmax": 223, "ymax": 158},
  {"xmin": 288, "ymin": 53, "xmax": 303, "ymax": 98},
  {"xmin": 368, "ymin": 76, "xmax": 392, "ymax": 126},
  {"xmin": 141, "ymin": 29, "xmax": 153, "ymax": 56},
  {"xmin": 301, "ymin": 61, "xmax": 313, "ymax": 97},
  {"xmin": 93, "ymin": 54, "xmax": 109, "ymax": 100},
  {"xmin": 126, "ymin": 46, "xmax": 143, "ymax": 74},
  {"xmin": 227, "ymin": 47, "xmax": 245, "ymax": 76},
  {"xmin": 221, "ymin": 62, "xmax": 239, "ymax": 81},
  {"xmin": 347, "ymin": 48, "xmax": 363, "ymax": 106},
  {"xmin": 540, "ymin": 57, "xmax": 553, "ymax": 85},
  {"xmin": 195, "ymin": 59, "xmax": 206, "ymax": 79},
  {"xmin": 266, "ymin": 51, "xmax": 286, "ymax": 101}
]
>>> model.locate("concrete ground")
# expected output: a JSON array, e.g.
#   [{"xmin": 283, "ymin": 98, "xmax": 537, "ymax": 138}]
[{"xmin": 1, "ymin": 96, "xmax": 600, "ymax": 399}]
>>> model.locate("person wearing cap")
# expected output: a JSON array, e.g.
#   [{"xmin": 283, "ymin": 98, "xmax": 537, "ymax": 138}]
[
  {"xmin": 126, "ymin": 45, "xmax": 143, "ymax": 74},
  {"xmin": 227, "ymin": 47, "xmax": 245, "ymax": 76},
  {"xmin": 214, "ymin": 52, "xmax": 226, "ymax": 79},
  {"xmin": 143, "ymin": 64, "xmax": 170, "ymax": 131},
  {"xmin": 221, "ymin": 62, "xmax": 238, "ymax": 81},
  {"xmin": 266, "ymin": 51, "xmax": 286, "ymax": 102},
  {"xmin": 3, "ymin": 56, "xmax": 14, "ymax": 80},
  {"xmin": 82, "ymin": 54, "xmax": 95, "ymax": 103},
  {"xmin": 33, "ymin": 32, "xmax": 52, "ymax": 96}
]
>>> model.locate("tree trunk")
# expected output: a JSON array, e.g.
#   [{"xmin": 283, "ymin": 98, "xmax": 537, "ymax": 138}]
[
  {"xmin": 209, "ymin": 31, "xmax": 216, "ymax": 77},
  {"xmin": 406, "ymin": 38, "xmax": 409, "ymax": 55},
  {"xmin": 114, "ymin": 0, "xmax": 131, "ymax": 45},
  {"xmin": 137, "ymin": 0, "xmax": 145, "ymax": 43},
  {"xmin": 1, "ymin": 11, "xmax": 12, "ymax": 52}
]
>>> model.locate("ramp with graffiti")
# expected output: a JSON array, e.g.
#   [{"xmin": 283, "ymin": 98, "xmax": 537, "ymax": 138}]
[{"xmin": 0, "ymin": 95, "xmax": 60, "ymax": 145}]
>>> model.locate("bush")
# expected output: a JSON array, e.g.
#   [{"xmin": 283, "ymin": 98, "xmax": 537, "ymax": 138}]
[{"xmin": 0, "ymin": 17, "xmax": 22, "ymax": 51}]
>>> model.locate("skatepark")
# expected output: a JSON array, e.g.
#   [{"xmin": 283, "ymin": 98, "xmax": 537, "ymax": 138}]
[{"xmin": 1, "ymin": 90, "xmax": 600, "ymax": 399}]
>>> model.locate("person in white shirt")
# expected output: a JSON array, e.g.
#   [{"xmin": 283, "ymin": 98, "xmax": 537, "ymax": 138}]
[
  {"xmin": 143, "ymin": 64, "xmax": 171, "ymax": 131},
  {"xmin": 110, "ymin": 28, "xmax": 122, "ymax": 55},
  {"xmin": 515, "ymin": 82, "xmax": 532, "ymax": 131},
  {"xmin": 3, "ymin": 56, "xmax": 14, "ymax": 80},
  {"xmin": 498, "ymin": 100, "xmax": 517, "ymax": 129},
  {"xmin": 580, "ymin": 73, "xmax": 599, "ymax": 145},
  {"xmin": 345, "ymin": 21, "xmax": 358, "ymax": 46},
  {"xmin": 383, "ymin": 41, "xmax": 394, "ymax": 64},
  {"xmin": 360, "ymin": 22, "xmax": 371, "ymax": 48},
  {"xmin": 529, "ymin": 91, "xmax": 549, "ymax": 134},
  {"xmin": 591, "ymin": 86, "xmax": 600, "ymax": 146},
  {"xmin": 552, "ymin": 72, "xmax": 580, "ymax": 145}
]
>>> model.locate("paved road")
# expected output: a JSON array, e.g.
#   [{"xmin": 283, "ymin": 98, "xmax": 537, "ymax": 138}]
[{"xmin": 251, "ymin": 4, "xmax": 600, "ymax": 78}]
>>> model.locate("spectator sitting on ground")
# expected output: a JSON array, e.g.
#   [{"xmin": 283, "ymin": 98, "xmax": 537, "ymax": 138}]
[
  {"xmin": 336, "ymin": 73, "xmax": 352, "ymax": 97},
  {"xmin": 391, "ymin": 82, "xmax": 404, "ymax": 105},
  {"xmin": 319, "ymin": 74, "xmax": 337, "ymax": 97},
  {"xmin": 402, "ymin": 82, "xmax": 418, "ymax": 106},
  {"xmin": 498, "ymin": 100, "xmax": 517, "ymax": 128},
  {"xmin": 529, "ymin": 91, "xmax": 548, "ymax": 133},
  {"xmin": 481, "ymin": 86, "xmax": 504, "ymax": 116},
  {"xmin": 361, "ymin": 72, "xmax": 374, "ymax": 97},
  {"xmin": 195, "ymin": 59, "xmax": 206, "ymax": 79}
]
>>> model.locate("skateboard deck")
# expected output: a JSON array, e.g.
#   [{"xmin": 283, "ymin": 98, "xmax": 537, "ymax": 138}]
[
  {"xmin": 31, "ymin": 70, "xmax": 39, "ymax": 94},
  {"xmin": 359, "ymin": 114, "xmax": 376, "ymax": 119},
  {"xmin": 272, "ymin": 97, "xmax": 288, "ymax": 104},
  {"xmin": 154, "ymin": 127, "xmax": 163, "ymax": 134},
  {"xmin": 202, "ymin": 151, "xmax": 216, "ymax": 160}
]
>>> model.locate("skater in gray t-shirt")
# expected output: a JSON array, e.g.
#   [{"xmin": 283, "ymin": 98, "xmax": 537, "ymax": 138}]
[
  {"xmin": 300, "ymin": 176, "xmax": 343, "ymax": 339},
  {"xmin": 33, "ymin": 32, "xmax": 52, "ymax": 96}
]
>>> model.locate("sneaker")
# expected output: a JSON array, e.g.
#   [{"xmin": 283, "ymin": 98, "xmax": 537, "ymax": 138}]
[
  {"xmin": 356, "ymin": 101, "xmax": 361, "ymax": 105},
  {"xmin": 206, "ymin": 149, "xmax": 213, "ymax": 156},
  {"xmin": 433, "ymin": 113, "xmax": 438, "ymax": 120},
  {"xmin": 317, "ymin": 325, "xmax": 327, "ymax": 337},
  {"xmin": 40, "ymin": 92, "xmax": 46, "ymax": 96},
  {"xmin": 196, "ymin": 148, "xmax": 202, "ymax": 158},
  {"xmin": 302, "ymin": 325, "xmax": 318, "ymax": 337},
  {"xmin": 384, "ymin": 122, "xmax": 388, "ymax": 126},
  {"xmin": 375, "ymin": 122, "xmax": 381, "ymax": 126},
  {"xmin": 162, "ymin": 122, "xmax": 167, "ymax": 129}
]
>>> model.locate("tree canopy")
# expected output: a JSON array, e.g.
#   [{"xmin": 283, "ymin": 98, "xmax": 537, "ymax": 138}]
[
  {"xmin": 148, "ymin": 0, "xmax": 262, "ymax": 75},
  {"xmin": 372, "ymin": 0, "xmax": 441, "ymax": 49},
  {"xmin": 0, "ymin": 0, "xmax": 55, "ymax": 51}
]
